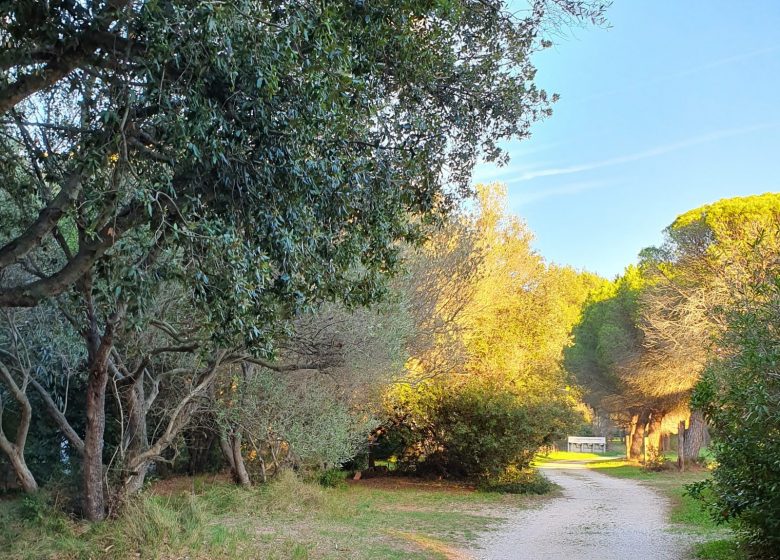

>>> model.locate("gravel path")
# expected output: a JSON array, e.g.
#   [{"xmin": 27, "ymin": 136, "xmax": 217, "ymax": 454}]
[{"xmin": 473, "ymin": 461, "xmax": 688, "ymax": 560}]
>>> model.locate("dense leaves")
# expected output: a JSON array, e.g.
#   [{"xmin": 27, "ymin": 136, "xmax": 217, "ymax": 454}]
[
  {"xmin": 0, "ymin": 0, "xmax": 609, "ymax": 520},
  {"xmin": 396, "ymin": 379, "xmax": 576, "ymax": 480},
  {"xmin": 691, "ymin": 255, "xmax": 780, "ymax": 556},
  {"xmin": 381, "ymin": 185, "xmax": 595, "ymax": 483},
  {"xmin": 568, "ymin": 194, "xmax": 780, "ymax": 461}
]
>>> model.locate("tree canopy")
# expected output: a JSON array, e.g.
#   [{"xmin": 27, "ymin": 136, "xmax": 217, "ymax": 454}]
[{"xmin": 0, "ymin": 0, "xmax": 607, "ymax": 520}]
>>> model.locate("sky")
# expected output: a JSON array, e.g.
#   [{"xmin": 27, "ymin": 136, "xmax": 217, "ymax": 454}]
[{"xmin": 471, "ymin": 0, "xmax": 780, "ymax": 279}]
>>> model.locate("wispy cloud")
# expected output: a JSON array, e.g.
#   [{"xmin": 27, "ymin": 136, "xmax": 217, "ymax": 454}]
[
  {"xmin": 474, "ymin": 141, "xmax": 566, "ymax": 182},
  {"xmin": 511, "ymin": 180, "xmax": 612, "ymax": 206},
  {"xmin": 572, "ymin": 45, "xmax": 780, "ymax": 105},
  {"xmin": 511, "ymin": 122, "xmax": 780, "ymax": 182},
  {"xmin": 474, "ymin": 161, "xmax": 548, "ymax": 182}
]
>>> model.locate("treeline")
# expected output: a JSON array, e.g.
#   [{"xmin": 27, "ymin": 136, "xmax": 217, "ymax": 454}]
[
  {"xmin": 0, "ymin": 183, "xmax": 597, "ymax": 505},
  {"xmin": 567, "ymin": 194, "xmax": 780, "ymax": 555},
  {"xmin": 0, "ymin": 0, "xmax": 606, "ymax": 522},
  {"xmin": 377, "ymin": 185, "xmax": 599, "ymax": 486}
]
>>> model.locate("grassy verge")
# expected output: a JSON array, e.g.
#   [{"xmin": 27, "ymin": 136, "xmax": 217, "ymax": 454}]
[
  {"xmin": 534, "ymin": 449, "xmax": 623, "ymax": 462},
  {"xmin": 582, "ymin": 458, "xmax": 744, "ymax": 560},
  {"xmin": 0, "ymin": 471, "xmax": 547, "ymax": 560}
]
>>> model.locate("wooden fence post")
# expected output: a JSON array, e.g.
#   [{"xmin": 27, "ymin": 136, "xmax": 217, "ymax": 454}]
[{"xmin": 677, "ymin": 420, "xmax": 686, "ymax": 471}]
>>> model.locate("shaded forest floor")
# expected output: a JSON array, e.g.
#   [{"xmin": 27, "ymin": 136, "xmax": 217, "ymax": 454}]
[{"xmin": 0, "ymin": 471, "xmax": 548, "ymax": 560}]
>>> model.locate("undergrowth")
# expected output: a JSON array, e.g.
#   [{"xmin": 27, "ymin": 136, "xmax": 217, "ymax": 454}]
[{"xmin": 0, "ymin": 469, "xmax": 541, "ymax": 560}]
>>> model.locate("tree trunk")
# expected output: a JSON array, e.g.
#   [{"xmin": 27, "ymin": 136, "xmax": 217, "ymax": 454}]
[
  {"xmin": 231, "ymin": 433, "xmax": 250, "ymax": 486},
  {"xmin": 0, "ymin": 360, "xmax": 38, "ymax": 492},
  {"xmin": 219, "ymin": 431, "xmax": 236, "ymax": 472},
  {"xmin": 220, "ymin": 429, "xmax": 250, "ymax": 485},
  {"xmin": 0, "ymin": 444, "xmax": 38, "ymax": 492},
  {"xmin": 629, "ymin": 411, "xmax": 649, "ymax": 460},
  {"xmin": 120, "ymin": 378, "xmax": 149, "ymax": 496},
  {"xmin": 82, "ymin": 336, "xmax": 113, "ymax": 521},
  {"xmin": 682, "ymin": 409, "xmax": 709, "ymax": 463},
  {"xmin": 646, "ymin": 413, "xmax": 663, "ymax": 454},
  {"xmin": 626, "ymin": 413, "xmax": 639, "ymax": 459}
]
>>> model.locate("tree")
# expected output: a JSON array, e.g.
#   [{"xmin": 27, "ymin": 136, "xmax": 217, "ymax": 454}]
[
  {"xmin": 568, "ymin": 195, "xmax": 780, "ymax": 463},
  {"xmin": 382, "ymin": 184, "xmax": 596, "ymax": 478},
  {"xmin": 565, "ymin": 267, "xmax": 677, "ymax": 459},
  {"xmin": 691, "ymin": 248, "xmax": 780, "ymax": 556},
  {"xmin": 1, "ymin": 0, "xmax": 605, "ymax": 519},
  {"xmin": 0, "ymin": 304, "xmax": 84, "ymax": 492},
  {"xmin": 639, "ymin": 193, "xmax": 780, "ymax": 461},
  {"xmin": 213, "ymin": 299, "xmax": 409, "ymax": 484}
]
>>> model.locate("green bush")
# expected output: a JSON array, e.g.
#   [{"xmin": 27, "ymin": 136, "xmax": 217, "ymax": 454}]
[
  {"xmin": 643, "ymin": 445, "xmax": 669, "ymax": 472},
  {"xmin": 478, "ymin": 466, "xmax": 554, "ymax": 495},
  {"xmin": 318, "ymin": 468, "xmax": 347, "ymax": 489},
  {"xmin": 691, "ymin": 279, "xmax": 780, "ymax": 557},
  {"xmin": 382, "ymin": 380, "xmax": 578, "ymax": 484}
]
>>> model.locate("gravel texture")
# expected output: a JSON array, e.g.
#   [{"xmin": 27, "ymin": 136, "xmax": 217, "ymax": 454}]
[{"xmin": 473, "ymin": 461, "xmax": 688, "ymax": 560}]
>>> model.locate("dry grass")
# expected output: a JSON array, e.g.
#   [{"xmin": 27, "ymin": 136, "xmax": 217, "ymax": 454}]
[{"xmin": 0, "ymin": 471, "xmax": 545, "ymax": 560}]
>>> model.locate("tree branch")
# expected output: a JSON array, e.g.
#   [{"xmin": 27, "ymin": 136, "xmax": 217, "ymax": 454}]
[
  {"xmin": 28, "ymin": 376, "xmax": 85, "ymax": 455},
  {"xmin": 0, "ymin": 171, "xmax": 82, "ymax": 269}
]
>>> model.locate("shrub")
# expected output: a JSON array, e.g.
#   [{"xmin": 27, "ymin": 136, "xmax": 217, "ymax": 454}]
[
  {"xmin": 478, "ymin": 465, "xmax": 554, "ymax": 495},
  {"xmin": 18, "ymin": 493, "xmax": 69, "ymax": 533},
  {"xmin": 643, "ymin": 445, "xmax": 668, "ymax": 472},
  {"xmin": 318, "ymin": 468, "xmax": 347, "ymax": 489},
  {"xmin": 381, "ymin": 379, "xmax": 578, "ymax": 483},
  {"xmin": 259, "ymin": 470, "xmax": 325, "ymax": 514},
  {"xmin": 690, "ymin": 279, "xmax": 780, "ymax": 557}
]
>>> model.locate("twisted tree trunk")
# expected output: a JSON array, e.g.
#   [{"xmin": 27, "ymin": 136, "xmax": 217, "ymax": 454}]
[
  {"xmin": 82, "ymin": 312, "xmax": 118, "ymax": 521},
  {"xmin": 0, "ymin": 360, "xmax": 38, "ymax": 492},
  {"xmin": 646, "ymin": 413, "xmax": 664, "ymax": 454},
  {"xmin": 220, "ymin": 429, "xmax": 250, "ymax": 486},
  {"xmin": 629, "ymin": 410, "xmax": 649, "ymax": 460},
  {"xmin": 83, "ymin": 357, "xmax": 110, "ymax": 520},
  {"xmin": 120, "ymin": 378, "xmax": 149, "ymax": 496}
]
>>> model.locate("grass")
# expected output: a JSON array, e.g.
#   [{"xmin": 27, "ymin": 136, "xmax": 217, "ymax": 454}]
[
  {"xmin": 580, "ymin": 456, "xmax": 746, "ymax": 560},
  {"xmin": 535, "ymin": 449, "xmax": 623, "ymax": 462},
  {"xmin": 0, "ymin": 470, "xmax": 548, "ymax": 560}
]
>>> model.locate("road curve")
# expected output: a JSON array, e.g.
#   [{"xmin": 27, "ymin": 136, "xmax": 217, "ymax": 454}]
[{"xmin": 473, "ymin": 461, "xmax": 688, "ymax": 560}]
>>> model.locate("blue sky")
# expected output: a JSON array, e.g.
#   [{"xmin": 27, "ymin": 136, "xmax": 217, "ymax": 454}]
[{"xmin": 472, "ymin": 1, "xmax": 780, "ymax": 279}]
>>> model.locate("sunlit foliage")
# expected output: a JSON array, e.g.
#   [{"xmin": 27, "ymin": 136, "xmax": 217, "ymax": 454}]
[{"xmin": 381, "ymin": 184, "xmax": 599, "ymax": 481}]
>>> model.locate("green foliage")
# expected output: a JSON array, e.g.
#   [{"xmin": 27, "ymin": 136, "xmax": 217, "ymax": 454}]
[
  {"xmin": 691, "ymin": 274, "xmax": 780, "ymax": 557},
  {"xmin": 1, "ymin": 0, "xmax": 606, "ymax": 512},
  {"xmin": 382, "ymin": 185, "xmax": 594, "ymax": 483},
  {"xmin": 642, "ymin": 445, "xmax": 669, "ymax": 472},
  {"xmin": 565, "ymin": 267, "xmax": 646, "ymax": 412},
  {"xmin": 317, "ymin": 468, "xmax": 348, "ymax": 489},
  {"xmin": 217, "ymin": 368, "xmax": 377, "ymax": 469},
  {"xmin": 389, "ymin": 380, "xmax": 578, "ymax": 482},
  {"xmin": 478, "ymin": 466, "xmax": 554, "ymax": 495},
  {"xmin": 0, "ymin": 0, "xmax": 585, "ymax": 338}
]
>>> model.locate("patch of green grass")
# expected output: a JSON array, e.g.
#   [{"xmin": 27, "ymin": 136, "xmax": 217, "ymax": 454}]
[
  {"xmin": 0, "ymin": 470, "xmax": 545, "ymax": 559},
  {"xmin": 535, "ymin": 449, "xmax": 622, "ymax": 462},
  {"xmin": 693, "ymin": 539, "xmax": 747, "ymax": 560}
]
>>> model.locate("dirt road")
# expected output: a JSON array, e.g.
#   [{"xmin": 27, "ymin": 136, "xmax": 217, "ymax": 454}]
[{"xmin": 473, "ymin": 461, "xmax": 688, "ymax": 560}]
